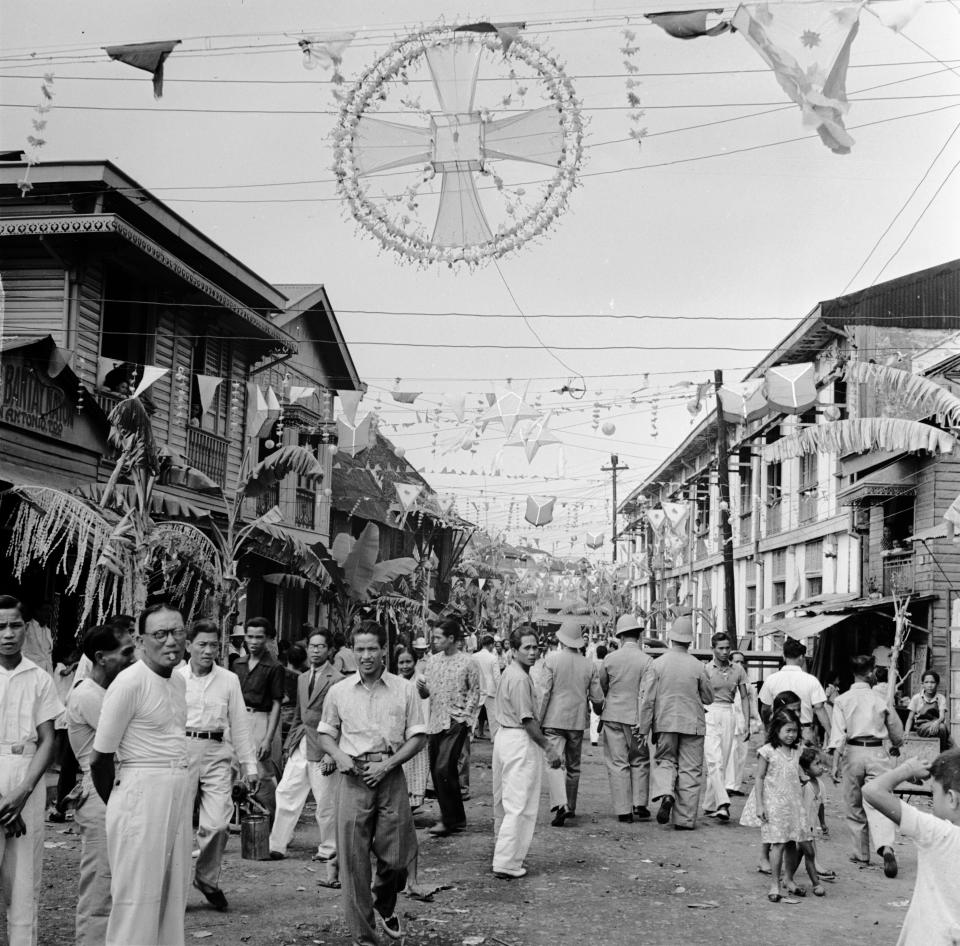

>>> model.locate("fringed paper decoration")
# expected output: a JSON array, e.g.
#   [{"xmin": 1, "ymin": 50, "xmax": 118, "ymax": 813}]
[
  {"xmin": 229, "ymin": 379, "xmax": 243, "ymax": 435},
  {"xmin": 621, "ymin": 29, "xmax": 646, "ymax": 147},
  {"xmin": 765, "ymin": 362, "xmax": 817, "ymax": 414},
  {"xmin": 18, "ymin": 73, "xmax": 55, "ymax": 197},
  {"xmin": 525, "ymin": 496, "xmax": 556, "ymax": 527},
  {"xmin": 296, "ymin": 32, "xmax": 355, "ymax": 84},
  {"xmin": 337, "ymin": 390, "xmax": 363, "ymax": 424},
  {"xmin": 731, "ymin": 2, "xmax": 862, "ymax": 155},
  {"xmin": 844, "ymin": 361, "xmax": 960, "ymax": 427},
  {"xmin": 762, "ymin": 417, "xmax": 957, "ymax": 462},
  {"xmin": 454, "ymin": 21, "xmax": 525, "ymax": 54},
  {"xmin": 718, "ymin": 380, "xmax": 767, "ymax": 424},
  {"xmin": 645, "ymin": 9, "xmax": 732, "ymax": 38},
  {"xmin": 104, "ymin": 40, "xmax": 181, "ymax": 98}
]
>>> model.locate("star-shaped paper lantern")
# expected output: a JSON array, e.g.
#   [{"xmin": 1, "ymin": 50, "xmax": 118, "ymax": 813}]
[
  {"xmin": 336, "ymin": 413, "xmax": 373, "ymax": 457},
  {"xmin": 521, "ymin": 411, "xmax": 562, "ymax": 462},
  {"xmin": 525, "ymin": 495, "xmax": 556, "ymax": 527},
  {"xmin": 481, "ymin": 390, "xmax": 538, "ymax": 437},
  {"xmin": 765, "ymin": 362, "xmax": 817, "ymax": 414}
]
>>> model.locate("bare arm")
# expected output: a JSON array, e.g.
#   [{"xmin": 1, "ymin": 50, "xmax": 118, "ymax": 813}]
[
  {"xmin": 813, "ymin": 701, "xmax": 832, "ymax": 743},
  {"xmin": 258, "ymin": 699, "xmax": 282, "ymax": 759},
  {"xmin": 753, "ymin": 753, "xmax": 769, "ymax": 822},
  {"xmin": 0, "ymin": 719, "xmax": 57, "ymax": 826},
  {"xmin": 358, "ymin": 733, "xmax": 428, "ymax": 788},
  {"xmin": 738, "ymin": 683, "xmax": 750, "ymax": 739},
  {"xmin": 903, "ymin": 710, "xmax": 915, "ymax": 735},
  {"xmin": 317, "ymin": 732, "xmax": 357, "ymax": 775},
  {"xmin": 862, "ymin": 758, "xmax": 930, "ymax": 826}
]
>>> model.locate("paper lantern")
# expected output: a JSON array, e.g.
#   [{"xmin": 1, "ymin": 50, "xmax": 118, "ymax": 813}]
[
  {"xmin": 585, "ymin": 532, "xmax": 604, "ymax": 549},
  {"xmin": 601, "ymin": 421, "xmax": 616, "ymax": 436},
  {"xmin": 765, "ymin": 362, "xmax": 817, "ymax": 414},
  {"xmin": 524, "ymin": 496, "xmax": 556, "ymax": 527},
  {"xmin": 718, "ymin": 380, "xmax": 767, "ymax": 425},
  {"xmin": 336, "ymin": 414, "xmax": 373, "ymax": 458}
]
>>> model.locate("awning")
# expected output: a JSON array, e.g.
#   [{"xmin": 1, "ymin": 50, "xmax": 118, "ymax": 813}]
[
  {"xmin": 756, "ymin": 612, "xmax": 850, "ymax": 640},
  {"xmin": 0, "ymin": 460, "xmax": 80, "ymax": 491},
  {"xmin": 838, "ymin": 457, "xmax": 919, "ymax": 507},
  {"xmin": 909, "ymin": 522, "xmax": 953, "ymax": 542},
  {"xmin": 758, "ymin": 591, "xmax": 859, "ymax": 620}
]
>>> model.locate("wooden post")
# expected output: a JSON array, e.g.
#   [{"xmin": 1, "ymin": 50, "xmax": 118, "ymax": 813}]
[{"xmin": 714, "ymin": 370, "xmax": 738, "ymax": 649}]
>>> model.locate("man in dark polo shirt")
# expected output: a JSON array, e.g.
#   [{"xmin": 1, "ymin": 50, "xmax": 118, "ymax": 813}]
[{"xmin": 232, "ymin": 617, "xmax": 285, "ymax": 822}]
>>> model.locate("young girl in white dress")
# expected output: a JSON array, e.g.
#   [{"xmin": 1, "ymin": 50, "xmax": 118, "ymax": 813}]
[{"xmin": 741, "ymin": 708, "xmax": 823, "ymax": 901}]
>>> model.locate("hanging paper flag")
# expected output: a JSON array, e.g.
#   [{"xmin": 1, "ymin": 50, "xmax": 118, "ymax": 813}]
[
  {"xmin": 288, "ymin": 385, "xmax": 316, "ymax": 404},
  {"xmin": 133, "ymin": 365, "xmax": 168, "ymax": 398},
  {"xmin": 870, "ymin": 0, "xmax": 926, "ymax": 30},
  {"xmin": 454, "ymin": 21, "xmax": 525, "ymax": 53},
  {"xmin": 520, "ymin": 411, "xmax": 562, "ymax": 463},
  {"xmin": 765, "ymin": 362, "xmax": 817, "ymax": 414},
  {"xmin": 394, "ymin": 482, "xmax": 423, "ymax": 511},
  {"xmin": 444, "ymin": 392, "xmax": 467, "ymax": 422},
  {"xmin": 586, "ymin": 532, "xmax": 604, "ymax": 549},
  {"xmin": 296, "ymin": 32, "xmax": 355, "ymax": 81},
  {"xmin": 662, "ymin": 501, "xmax": 691, "ymax": 532},
  {"xmin": 195, "ymin": 374, "xmax": 223, "ymax": 416},
  {"xmin": 646, "ymin": 508, "xmax": 667, "ymax": 532},
  {"xmin": 265, "ymin": 386, "xmax": 282, "ymax": 421},
  {"xmin": 337, "ymin": 389, "xmax": 363, "ymax": 424},
  {"xmin": 336, "ymin": 414, "xmax": 373, "ymax": 458},
  {"xmin": 525, "ymin": 496, "xmax": 556, "ymax": 527},
  {"xmin": 718, "ymin": 380, "xmax": 767, "ymax": 425},
  {"xmin": 246, "ymin": 383, "xmax": 270, "ymax": 438},
  {"xmin": 645, "ymin": 9, "xmax": 732, "ymax": 38},
  {"xmin": 478, "ymin": 577, "xmax": 488, "ymax": 589},
  {"xmin": 481, "ymin": 389, "xmax": 538, "ymax": 437},
  {"xmin": 392, "ymin": 391, "xmax": 421, "ymax": 404},
  {"xmin": 104, "ymin": 40, "xmax": 181, "ymax": 98},
  {"xmin": 732, "ymin": 2, "xmax": 862, "ymax": 154}
]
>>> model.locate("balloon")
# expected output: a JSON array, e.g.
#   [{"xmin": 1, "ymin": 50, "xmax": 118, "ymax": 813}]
[
  {"xmin": 329, "ymin": 445, "xmax": 338, "ymax": 455},
  {"xmin": 264, "ymin": 439, "xmax": 275, "ymax": 449},
  {"xmin": 601, "ymin": 421, "xmax": 616, "ymax": 436}
]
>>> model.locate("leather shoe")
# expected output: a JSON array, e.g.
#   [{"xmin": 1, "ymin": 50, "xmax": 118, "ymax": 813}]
[
  {"xmin": 656, "ymin": 796, "xmax": 674, "ymax": 825},
  {"xmin": 633, "ymin": 806, "xmax": 651, "ymax": 821},
  {"xmin": 882, "ymin": 848, "xmax": 898, "ymax": 878},
  {"xmin": 618, "ymin": 813, "xmax": 634, "ymax": 823},
  {"xmin": 268, "ymin": 851, "xmax": 285, "ymax": 860},
  {"xmin": 493, "ymin": 867, "xmax": 527, "ymax": 879},
  {"xmin": 193, "ymin": 878, "xmax": 228, "ymax": 911},
  {"xmin": 551, "ymin": 805, "xmax": 568, "ymax": 827}
]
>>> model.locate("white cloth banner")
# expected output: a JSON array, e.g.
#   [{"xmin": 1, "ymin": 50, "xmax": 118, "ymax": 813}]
[
  {"xmin": 195, "ymin": 374, "xmax": 222, "ymax": 415},
  {"xmin": 133, "ymin": 365, "xmax": 168, "ymax": 398}
]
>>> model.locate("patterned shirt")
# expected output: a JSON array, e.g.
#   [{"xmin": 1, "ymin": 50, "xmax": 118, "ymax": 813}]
[{"xmin": 422, "ymin": 652, "xmax": 481, "ymax": 734}]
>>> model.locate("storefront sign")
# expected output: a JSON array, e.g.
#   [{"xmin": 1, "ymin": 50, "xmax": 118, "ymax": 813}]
[{"xmin": 2, "ymin": 360, "xmax": 75, "ymax": 439}]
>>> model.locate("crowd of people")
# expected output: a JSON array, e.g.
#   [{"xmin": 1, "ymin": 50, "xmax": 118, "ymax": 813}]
[{"xmin": 1, "ymin": 592, "xmax": 959, "ymax": 945}]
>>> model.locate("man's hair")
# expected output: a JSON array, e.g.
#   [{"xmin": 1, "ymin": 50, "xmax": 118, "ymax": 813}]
[
  {"xmin": 782, "ymin": 638, "xmax": 807, "ymax": 660},
  {"xmin": 767, "ymin": 708, "xmax": 801, "ymax": 748},
  {"xmin": 351, "ymin": 619, "xmax": 387, "ymax": 648},
  {"xmin": 731, "ymin": 651, "xmax": 746, "ymax": 664},
  {"xmin": 929, "ymin": 748, "xmax": 960, "ymax": 794},
  {"xmin": 711, "ymin": 631, "xmax": 732, "ymax": 648},
  {"xmin": 922, "ymin": 669, "xmax": 941, "ymax": 686},
  {"xmin": 81, "ymin": 623, "xmax": 130, "ymax": 662},
  {"xmin": 186, "ymin": 618, "xmax": 220, "ymax": 643},
  {"xmin": 509, "ymin": 625, "xmax": 537, "ymax": 651},
  {"xmin": 435, "ymin": 617, "xmax": 463, "ymax": 642},
  {"xmin": 245, "ymin": 616, "xmax": 276, "ymax": 639},
  {"xmin": 480, "ymin": 634, "xmax": 495, "ymax": 648},
  {"xmin": 307, "ymin": 627, "xmax": 334, "ymax": 650},
  {"xmin": 106, "ymin": 614, "xmax": 135, "ymax": 632},
  {"xmin": 874, "ymin": 666, "xmax": 888, "ymax": 684},
  {"xmin": 596, "ymin": 644, "xmax": 608, "ymax": 660},
  {"xmin": 137, "ymin": 600, "xmax": 181, "ymax": 637},
  {"xmin": 0, "ymin": 594, "xmax": 23, "ymax": 616},
  {"xmin": 286, "ymin": 643, "xmax": 307, "ymax": 667},
  {"xmin": 772, "ymin": 690, "xmax": 801, "ymax": 713},
  {"xmin": 850, "ymin": 654, "xmax": 876, "ymax": 677}
]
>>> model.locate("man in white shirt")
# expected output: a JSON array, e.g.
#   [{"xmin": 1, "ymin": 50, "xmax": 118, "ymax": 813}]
[
  {"xmin": 758, "ymin": 637, "xmax": 831, "ymax": 745},
  {"xmin": 472, "ymin": 634, "xmax": 502, "ymax": 740},
  {"xmin": 66, "ymin": 621, "xmax": 136, "ymax": 946},
  {"xmin": 176, "ymin": 619, "xmax": 258, "ymax": 911},
  {"xmin": 90, "ymin": 602, "xmax": 190, "ymax": 946},
  {"xmin": 0, "ymin": 594, "xmax": 62, "ymax": 946}
]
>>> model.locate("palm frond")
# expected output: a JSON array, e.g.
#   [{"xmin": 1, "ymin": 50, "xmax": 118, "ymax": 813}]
[
  {"xmin": 762, "ymin": 418, "xmax": 958, "ymax": 462},
  {"xmin": 262, "ymin": 572, "xmax": 327, "ymax": 591},
  {"xmin": 846, "ymin": 362, "xmax": 960, "ymax": 428},
  {"xmin": 250, "ymin": 522, "xmax": 327, "ymax": 581},
  {"xmin": 243, "ymin": 445, "xmax": 324, "ymax": 498}
]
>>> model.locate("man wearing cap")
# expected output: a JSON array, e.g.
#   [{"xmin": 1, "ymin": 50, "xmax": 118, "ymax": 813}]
[
  {"xmin": 759, "ymin": 637, "xmax": 831, "ymax": 746},
  {"xmin": 600, "ymin": 614, "xmax": 655, "ymax": 823},
  {"xmin": 638, "ymin": 616, "xmax": 714, "ymax": 830},
  {"xmin": 539, "ymin": 619, "xmax": 604, "ymax": 825}
]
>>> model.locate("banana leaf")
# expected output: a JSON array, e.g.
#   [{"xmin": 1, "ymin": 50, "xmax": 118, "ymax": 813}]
[{"xmin": 243, "ymin": 445, "xmax": 324, "ymax": 498}]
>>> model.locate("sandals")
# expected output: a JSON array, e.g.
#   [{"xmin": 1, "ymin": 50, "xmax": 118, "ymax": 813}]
[
  {"xmin": 317, "ymin": 879, "xmax": 341, "ymax": 889},
  {"xmin": 767, "ymin": 892, "xmax": 782, "ymax": 903},
  {"xmin": 756, "ymin": 866, "xmax": 772, "ymax": 875},
  {"xmin": 783, "ymin": 883, "xmax": 807, "ymax": 897}
]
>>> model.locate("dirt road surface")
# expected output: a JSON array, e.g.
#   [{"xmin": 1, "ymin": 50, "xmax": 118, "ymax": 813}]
[{"xmin": 37, "ymin": 738, "xmax": 923, "ymax": 946}]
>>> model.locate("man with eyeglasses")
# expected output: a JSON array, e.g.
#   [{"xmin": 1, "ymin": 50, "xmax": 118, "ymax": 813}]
[
  {"xmin": 0, "ymin": 594, "xmax": 62, "ymax": 946},
  {"xmin": 89, "ymin": 601, "xmax": 190, "ymax": 946},
  {"xmin": 176, "ymin": 620, "xmax": 258, "ymax": 912}
]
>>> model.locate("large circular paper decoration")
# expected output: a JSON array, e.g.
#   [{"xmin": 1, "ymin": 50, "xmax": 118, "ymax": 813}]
[{"xmin": 332, "ymin": 24, "xmax": 584, "ymax": 267}]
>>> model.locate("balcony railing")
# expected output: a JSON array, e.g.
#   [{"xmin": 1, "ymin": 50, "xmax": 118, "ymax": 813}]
[
  {"xmin": 799, "ymin": 490, "xmax": 818, "ymax": 524},
  {"xmin": 187, "ymin": 426, "xmax": 229, "ymax": 487},
  {"xmin": 767, "ymin": 501, "xmax": 782, "ymax": 535},
  {"xmin": 883, "ymin": 551, "xmax": 915, "ymax": 596},
  {"xmin": 295, "ymin": 488, "xmax": 316, "ymax": 530},
  {"xmin": 254, "ymin": 482, "xmax": 280, "ymax": 518},
  {"xmin": 93, "ymin": 388, "xmax": 123, "ymax": 417}
]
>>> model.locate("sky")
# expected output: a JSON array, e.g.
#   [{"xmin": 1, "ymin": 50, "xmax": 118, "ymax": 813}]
[{"xmin": 2, "ymin": 0, "xmax": 959, "ymax": 557}]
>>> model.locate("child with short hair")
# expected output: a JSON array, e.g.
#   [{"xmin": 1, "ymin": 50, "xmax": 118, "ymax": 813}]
[
  {"xmin": 741, "ymin": 708, "xmax": 823, "ymax": 901},
  {"xmin": 799, "ymin": 747, "xmax": 835, "ymax": 879},
  {"xmin": 863, "ymin": 748, "xmax": 960, "ymax": 944}
]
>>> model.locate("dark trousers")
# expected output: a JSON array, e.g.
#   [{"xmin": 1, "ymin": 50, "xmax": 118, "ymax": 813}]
[
  {"xmin": 428, "ymin": 722, "xmax": 469, "ymax": 829},
  {"xmin": 55, "ymin": 729, "xmax": 80, "ymax": 812},
  {"xmin": 336, "ymin": 768, "xmax": 416, "ymax": 946}
]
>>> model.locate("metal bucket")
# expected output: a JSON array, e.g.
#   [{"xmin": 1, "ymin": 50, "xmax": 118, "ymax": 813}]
[{"xmin": 240, "ymin": 812, "xmax": 270, "ymax": 860}]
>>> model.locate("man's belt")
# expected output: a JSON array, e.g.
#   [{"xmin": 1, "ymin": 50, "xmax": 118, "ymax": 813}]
[
  {"xmin": 353, "ymin": 751, "xmax": 393, "ymax": 763},
  {"xmin": 186, "ymin": 730, "xmax": 224, "ymax": 741},
  {"xmin": 245, "ymin": 707, "xmax": 270, "ymax": 714},
  {"xmin": 847, "ymin": 737, "xmax": 883, "ymax": 747}
]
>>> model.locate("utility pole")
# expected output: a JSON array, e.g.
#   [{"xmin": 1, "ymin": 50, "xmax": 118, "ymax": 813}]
[
  {"xmin": 602, "ymin": 454, "xmax": 628, "ymax": 563},
  {"xmin": 714, "ymin": 370, "xmax": 738, "ymax": 649}
]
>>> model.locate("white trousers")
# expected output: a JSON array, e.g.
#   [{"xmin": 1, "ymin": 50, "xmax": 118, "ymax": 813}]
[
  {"xmin": 726, "ymin": 717, "xmax": 749, "ymax": 792},
  {"xmin": 482, "ymin": 696, "xmax": 499, "ymax": 738},
  {"xmin": 184, "ymin": 738, "xmax": 236, "ymax": 888},
  {"xmin": 268, "ymin": 739, "xmax": 337, "ymax": 860},
  {"xmin": 0, "ymin": 754, "xmax": 45, "ymax": 946},
  {"xmin": 492, "ymin": 728, "xmax": 542, "ymax": 873},
  {"xmin": 702, "ymin": 703, "xmax": 736, "ymax": 813},
  {"xmin": 106, "ymin": 765, "xmax": 191, "ymax": 946},
  {"xmin": 74, "ymin": 775, "xmax": 111, "ymax": 946}
]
